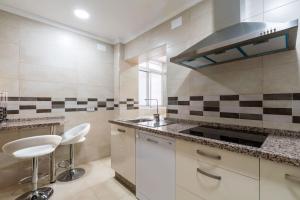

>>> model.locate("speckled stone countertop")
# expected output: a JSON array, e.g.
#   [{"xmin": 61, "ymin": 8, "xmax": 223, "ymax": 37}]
[
  {"xmin": 109, "ymin": 118, "xmax": 300, "ymax": 168},
  {"xmin": 0, "ymin": 116, "xmax": 65, "ymax": 131}
]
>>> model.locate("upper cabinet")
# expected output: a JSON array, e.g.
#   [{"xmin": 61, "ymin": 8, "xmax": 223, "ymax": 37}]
[{"xmin": 260, "ymin": 159, "xmax": 300, "ymax": 200}]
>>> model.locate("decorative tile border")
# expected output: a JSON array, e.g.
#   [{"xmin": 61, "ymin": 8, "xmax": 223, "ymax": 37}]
[
  {"xmin": 6, "ymin": 97, "xmax": 139, "ymax": 116},
  {"xmin": 167, "ymin": 93, "xmax": 300, "ymax": 124}
]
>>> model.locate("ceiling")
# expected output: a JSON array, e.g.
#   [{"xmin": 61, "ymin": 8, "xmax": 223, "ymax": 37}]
[{"xmin": 0, "ymin": 0, "xmax": 202, "ymax": 44}]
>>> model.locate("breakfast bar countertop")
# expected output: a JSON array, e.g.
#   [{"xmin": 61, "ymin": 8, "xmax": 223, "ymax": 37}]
[
  {"xmin": 109, "ymin": 118, "xmax": 300, "ymax": 168},
  {"xmin": 0, "ymin": 116, "xmax": 65, "ymax": 131}
]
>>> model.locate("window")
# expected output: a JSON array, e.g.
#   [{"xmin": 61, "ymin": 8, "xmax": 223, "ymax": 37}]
[{"xmin": 139, "ymin": 60, "xmax": 165, "ymax": 106}]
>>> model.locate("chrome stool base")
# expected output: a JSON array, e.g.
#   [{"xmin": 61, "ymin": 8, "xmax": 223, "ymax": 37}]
[
  {"xmin": 16, "ymin": 187, "xmax": 53, "ymax": 200},
  {"xmin": 57, "ymin": 168, "xmax": 85, "ymax": 182}
]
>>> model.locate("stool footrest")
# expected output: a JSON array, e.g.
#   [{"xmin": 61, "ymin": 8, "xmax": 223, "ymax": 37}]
[{"xmin": 18, "ymin": 173, "xmax": 49, "ymax": 185}]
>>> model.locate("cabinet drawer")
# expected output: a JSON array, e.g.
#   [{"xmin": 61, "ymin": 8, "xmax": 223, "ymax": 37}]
[
  {"xmin": 176, "ymin": 185, "xmax": 205, "ymax": 200},
  {"xmin": 176, "ymin": 139, "xmax": 259, "ymax": 178},
  {"xmin": 111, "ymin": 124, "xmax": 136, "ymax": 184},
  {"xmin": 260, "ymin": 159, "xmax": 300, "ymax": 200},
  {"xmin": 176, "ymin": 151, "xmax": 259, "ymax": 200}
]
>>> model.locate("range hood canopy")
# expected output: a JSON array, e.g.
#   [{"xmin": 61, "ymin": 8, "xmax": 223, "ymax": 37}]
[{"xmin": 170, "ymin": 19, "xmax": 298, "ymax": 69}]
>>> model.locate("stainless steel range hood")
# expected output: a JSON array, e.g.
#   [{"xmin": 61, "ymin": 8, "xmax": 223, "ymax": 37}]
[{"xmin": 170, "ymin": 20, "xmax": 298, "ymax": 69}]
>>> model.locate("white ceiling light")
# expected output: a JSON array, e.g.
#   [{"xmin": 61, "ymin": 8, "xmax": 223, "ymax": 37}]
[{"xmin": 74, "ymin": 9, "xmax": 90, "ymax": 20}]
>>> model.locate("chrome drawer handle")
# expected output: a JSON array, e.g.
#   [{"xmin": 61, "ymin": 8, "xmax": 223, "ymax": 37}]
[
  {"xmin": 146, "ymin": 138, "xmax": 159, "ymax": 144},
  {"xmin": 197, "ymin": 168, "xmax": 221, "ymax": 181},
  {"xmin": 117, "ymin": 129, "xmax": 126, "ymax": 133},
  {"xmin": 285, "ymin": 174, "xmax": 300, "ymax": 184},
  {"xmin": 196, "ymin": 149, "xmax": 221, "ymax": 160}
]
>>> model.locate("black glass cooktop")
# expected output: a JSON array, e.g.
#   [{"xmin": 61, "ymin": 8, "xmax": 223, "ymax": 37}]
[{"xmin": 179, "ymin": 126, "xmax": 267, "ymax": 148}]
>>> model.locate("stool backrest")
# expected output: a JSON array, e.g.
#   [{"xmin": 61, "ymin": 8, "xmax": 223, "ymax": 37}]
[{"xmin": 2, "ymin": 135, "xmax": 62, "ymax": 155}]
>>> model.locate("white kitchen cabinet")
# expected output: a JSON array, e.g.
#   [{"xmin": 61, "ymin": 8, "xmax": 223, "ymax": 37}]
[
  {"xmin": 176, "ymin": 185, "xmax": 205, "ymax": 200},
  {"xmin": 176, "ymin": 139, "xmax": 259, "ymax": 200},
  {"xmin": 111, "ymin": 124, "xmax": 135, "ymax": 184},
  {"xmin": 176, "ymin": 139, "xmax": 259, "ymax": 178},
  {"xmin": 260, "ymin": 159, "xmax": 300, "ymax": 200}
]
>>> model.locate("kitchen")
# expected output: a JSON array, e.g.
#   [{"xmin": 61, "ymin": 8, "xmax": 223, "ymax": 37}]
[{"xmin": 0, "ymin": 0, "xmax": 300, "ymax": 200}]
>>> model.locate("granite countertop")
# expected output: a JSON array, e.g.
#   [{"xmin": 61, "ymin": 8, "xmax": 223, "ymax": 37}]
[
  {"xmin": 0, "ymin": 116, "xmax": 65, "ymax": 131},
  {"xmin": 109, "ymin": 118, "xmax": 300, "ymax": 168}
]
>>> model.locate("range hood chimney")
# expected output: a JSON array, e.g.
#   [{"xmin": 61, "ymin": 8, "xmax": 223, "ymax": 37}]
[
  {"xmin": 170, "ymin": 0, "xmax": 298, "ymax": 69},
  {"xmin": 213, "ymin": 0, "xmax": 240, "ymax": 31}
]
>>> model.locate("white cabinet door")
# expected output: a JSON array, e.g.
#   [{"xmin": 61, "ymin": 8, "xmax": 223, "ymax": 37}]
[
  {"xmin": 260, "ymin": 160, "xmax": 300, "ymax": 200},
  {"xmin": 111, "ymin": 124, "xmax": 135, "ymax": 184}
]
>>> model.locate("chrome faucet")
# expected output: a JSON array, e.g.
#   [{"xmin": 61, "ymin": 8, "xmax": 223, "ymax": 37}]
[{"xmin": 145, "ymin": 99, "xmax": 160, "ymax": 122}]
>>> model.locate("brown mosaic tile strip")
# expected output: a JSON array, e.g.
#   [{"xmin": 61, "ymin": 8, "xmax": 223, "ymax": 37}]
[
  {"xmin": 20, "ymin": 97, "xmax": 37, "ymax": 101},
  {"xmin": 190, "ymin": 96, "xmax": 203, "ymax": 101},
  {"xmin": 178, "ymin": 101, "xmax": 190, "ymax": 105},
  {"xmin": 240, "ymin": 101, "xmax": 263, "ymax": 107},
  {"xmin": 98, "ymin": 102, "xmax": 106, "ymax": 107},
  {"xmin": 19, "ymin": 105, "xmax": 36, "ymax": 110},
  {"xmin": 293, "ymin": 93, "xmax": 300, "ymax": 100},
  {"xmin": 167, "ymin": 109, "xmax": 178, "ymax": 114},
  {"xmin": 263, "ymin": 108, "xmax": 292, "ymax": 115},
  {"xmin": 77, "ymin": 101, "xmax": 88, "ymax": 105},
  {"xmin": 7, "ymin": 110, "xmax": 19, "ymax": 114},
  {"xmin": 37, "ymin": 109, "xmax": 51, "ymax": 113},
  {"xmin": 88, "ymin": 98, "xmax": 97, "ymax": 101},
  {"xmin": 263, "ymin": 93, "xmax": 292, "ymax": 100},
  {"xmin": 220, "ymin": 95, "xmax": 239, "ymax": 101},
  {"xmin": 52, "ymin": 101, "xmax": 65, "ymax": 109},
  {"xmin": 204, "ymin": 107, "xmax": 220, "ymax": 112},
  {"xmin": 292, "ymin": 116, "xmax": 300, "ymax": 123},
  {"xmin": 190, "ymin": 111, "xmax": 203, "ymax": 116},
  {"xmin": 37, "ymin": 97, "xmax": 51, "ymax": 101},
  {"xmin": 8, "ymin": 97, "xmax": 19, "ymax": 101},
  {"xmin": 220, "ymin": 112, "xmax": 239, "ymax": 119}
]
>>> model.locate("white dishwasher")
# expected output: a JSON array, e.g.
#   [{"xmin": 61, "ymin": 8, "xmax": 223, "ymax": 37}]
[{"xmin": 136, "ymin": 130, "xmax": 175, "ymax": 200}]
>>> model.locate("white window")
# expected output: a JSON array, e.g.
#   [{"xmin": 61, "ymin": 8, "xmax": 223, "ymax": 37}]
[{"xmin": 139, "ymin": 60, "xmax": 165, "ymax": 106}]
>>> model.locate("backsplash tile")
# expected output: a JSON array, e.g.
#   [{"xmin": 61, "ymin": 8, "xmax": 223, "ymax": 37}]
[
  {"xmin": 5, "ymin": 96, "xmax": 139, "ymax": 119},
  {"xmin": 167, "ymin": 93, "xmax": 300, "ymax": 124}
]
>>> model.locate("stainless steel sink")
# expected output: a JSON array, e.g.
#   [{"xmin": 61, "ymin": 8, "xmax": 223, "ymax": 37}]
[
  {"xmin": 127, "ymin": 118, "xmax": 175, "ymax": 127},
  {"xmin": 126, "ymin": 118, "xmax": 153, "ymax": 123}
]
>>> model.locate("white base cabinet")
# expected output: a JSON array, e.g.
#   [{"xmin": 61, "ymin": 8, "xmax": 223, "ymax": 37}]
[
  {"xmin": 176, "ymin": 139, "xmax": 259, "ymax": 200},
  {"xmin": 111, "ymin": 124, "xmax": 136, "ymax": 184},
  {"xmin": 260, "ymin": 160, "xmax": 300, "ymax": 200}
]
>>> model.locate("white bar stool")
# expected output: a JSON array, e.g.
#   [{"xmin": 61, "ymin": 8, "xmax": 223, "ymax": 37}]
[
  {"xmin": 57, "ymin": 123, "xmax": 90, "ymax": 182},
  {"xmin": 2, "ymin": 135, "xmax": 62, "ymax": 200}
]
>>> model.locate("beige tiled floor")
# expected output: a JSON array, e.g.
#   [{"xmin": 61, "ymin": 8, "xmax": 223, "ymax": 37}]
[{"xmin": 0, "ymin": 157, "xmax": 137, "ymax": 200}]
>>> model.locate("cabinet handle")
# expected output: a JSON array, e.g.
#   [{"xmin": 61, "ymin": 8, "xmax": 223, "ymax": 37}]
[
  {"xmin": 197, "ymin": 168, "xmax": 221, "ymax": 181},
  {"xmin": 285, "ymin": 174, "xmax": 300, "ymax": 184},
  {"xmin": 146, "ymin": 138, "xmax": 159, "ymax": 144},
  {"xmin": 117, "ymin": 128, "xmax": 126, "ymax": 133},
  {"xmin": 196, "ymin": 149, "xmax": 221, "ymax": 160}
]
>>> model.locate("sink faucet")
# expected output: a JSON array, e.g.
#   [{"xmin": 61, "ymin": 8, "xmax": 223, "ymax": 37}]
[{"xmin": 145, "ymin": 99, "xmax": 160, "ymax": 122}]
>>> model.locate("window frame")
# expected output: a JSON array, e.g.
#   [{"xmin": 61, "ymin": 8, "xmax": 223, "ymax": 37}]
[{"xmin": 138, "ymin": 60, "xmax": 166, "ymax": 107}]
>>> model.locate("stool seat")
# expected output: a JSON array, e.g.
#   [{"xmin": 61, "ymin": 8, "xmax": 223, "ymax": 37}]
[
  {"xmin": 61, "ymin": 123, "xmax": 90, "ymax": 145},
  {"xmin": 14, "ymin": 144, "xmax": 56, "ymax": 159},
  {"xmin": 2, "ymin": 135, "xmax": 62, "ymax": 159}
]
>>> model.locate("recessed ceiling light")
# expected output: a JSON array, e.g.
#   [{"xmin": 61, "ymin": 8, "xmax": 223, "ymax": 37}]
[{"xmin": 74, "ymin": 9, "xmax": 90, "ymax": 20}]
